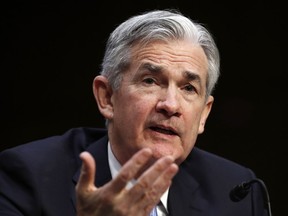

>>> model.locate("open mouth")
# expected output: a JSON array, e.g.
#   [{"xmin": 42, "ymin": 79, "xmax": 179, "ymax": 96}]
[{"xmin": 150, "ymin": 126, "xmax": 178, "ymax": 136}]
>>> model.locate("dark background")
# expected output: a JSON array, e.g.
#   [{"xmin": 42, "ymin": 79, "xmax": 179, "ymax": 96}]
[{"xmin": 1, "ymin": 1, "xmax": 287, "ymax": 215}]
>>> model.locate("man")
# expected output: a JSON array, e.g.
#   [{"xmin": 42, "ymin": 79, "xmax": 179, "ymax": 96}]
[{"xmin": 0, "ymin": 9, "xmax": 267, "ymax": 216}]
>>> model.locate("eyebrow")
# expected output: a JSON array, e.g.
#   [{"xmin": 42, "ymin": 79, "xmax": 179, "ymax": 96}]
[
  {"xmin": 140, "ymin": 62, "xmax": 163, "ymax": 73},
  {"xmin": 184, "ymin": 70, "xmax": 201, "ymax": 84},
  {"xmin": 140, "ymin": 62, "xmax": 201, "ymax": 83}
]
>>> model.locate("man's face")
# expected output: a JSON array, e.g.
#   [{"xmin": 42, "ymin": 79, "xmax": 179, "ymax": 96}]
[{"xmin": 103, "ymin": 40, "xmax": 213, "ymax": 165}]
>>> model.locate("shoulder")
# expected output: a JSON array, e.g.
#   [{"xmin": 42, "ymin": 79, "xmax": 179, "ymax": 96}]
[
  {"xmin": 184, "ymin": 147, "xmax": 256, "ymax": 180},
  {"xmin": 1, "ymin": 127, "xmax": 107, "ymax": 153},
  {"xmin": 0, "ymin": 127, "xmax": 107, "ymax": 171},
  {"xmin": 191, "ymin": 147, "xmax": 248, "ymax": 169},
  {"xmin": 0, "ymin": 127, "xmax": 107, "ymax": 215}
]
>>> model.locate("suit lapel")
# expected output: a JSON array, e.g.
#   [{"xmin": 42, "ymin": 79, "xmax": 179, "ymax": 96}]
[{"xmin": 168, "ymin": 152, "xmax": 209, "ymax": 216}]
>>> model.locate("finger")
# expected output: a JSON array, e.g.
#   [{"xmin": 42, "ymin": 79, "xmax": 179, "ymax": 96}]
[
  {"xmin": 128, "ymin": 156, "xmax": 177, "ymax": 202},
  {"xmin": 76, "ymin": 151, "xmax": 97, "ymax": 193},
  {"xmin": 108, "ymin": 148, "xmax": 153, "ymax": 193},
  {"xmin": 145, "ymin": 162, "xmax": 178, "ymax": 204}
]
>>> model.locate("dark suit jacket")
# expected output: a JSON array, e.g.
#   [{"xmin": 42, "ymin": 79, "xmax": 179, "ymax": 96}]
[{"xmin": 0, "ymin": 127, "xmax": 267, "ymax": 216}]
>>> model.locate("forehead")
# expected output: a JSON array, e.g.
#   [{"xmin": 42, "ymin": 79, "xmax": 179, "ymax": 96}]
[{"xmin": 129, "ymin": 40, "xmax": 208, "ymax": 77}]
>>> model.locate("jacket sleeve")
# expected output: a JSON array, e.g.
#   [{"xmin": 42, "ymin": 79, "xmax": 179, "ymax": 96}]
[{"xmin": 0, "ymin": 148, "xmax": 41, "ymax": 216}]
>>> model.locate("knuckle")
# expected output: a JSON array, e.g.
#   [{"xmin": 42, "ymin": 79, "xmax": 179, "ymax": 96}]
[
  {"xmin": 145, "ymin": 188, "xmax": 158, "ymax": 201},
  {"xmin": 137, "ymin": 179, "xmax": 150, "ymax": 189},
  {"xmin": 118, "ymin": 171, "xmax": 131, "ymax": 182}
]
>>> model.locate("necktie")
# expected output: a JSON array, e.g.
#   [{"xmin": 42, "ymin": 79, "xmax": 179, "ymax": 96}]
[
  {"xmin": 149, "ymin": 206, "xmax": 158, "ymax": 216},
  {"xmin": 157, "ymin": 201, "xmax": 167, "ymax": 216}
]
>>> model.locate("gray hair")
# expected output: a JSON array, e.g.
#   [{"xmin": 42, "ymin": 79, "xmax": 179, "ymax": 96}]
[{"xmin": 100, "ymin": 9, "xmax": 220, "ymax": 97}]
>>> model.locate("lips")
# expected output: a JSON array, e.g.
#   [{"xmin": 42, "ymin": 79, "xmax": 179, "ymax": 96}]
[{"xmin": 149, "ymin": 125, "xmax": 178, "ymax": 136}]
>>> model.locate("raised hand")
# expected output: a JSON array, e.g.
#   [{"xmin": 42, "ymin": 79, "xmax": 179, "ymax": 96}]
[{"xmin": 76, "ymin": 148, "xmax": 178, "ymax": 216}]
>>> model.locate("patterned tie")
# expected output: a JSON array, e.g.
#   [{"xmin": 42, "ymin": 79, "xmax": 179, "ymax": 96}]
[{"xmin": 149, "ymin": 206, "xmax": 158, "ymax": 216}]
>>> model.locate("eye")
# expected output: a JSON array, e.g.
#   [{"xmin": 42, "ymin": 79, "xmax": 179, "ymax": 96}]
[
  {"xmin": 183, "ymin": 84, "xmax": 196, "ymax": 93},
  {"xmin": 143, "ymin": 77, "xmax": 156, "ymax": 85}
]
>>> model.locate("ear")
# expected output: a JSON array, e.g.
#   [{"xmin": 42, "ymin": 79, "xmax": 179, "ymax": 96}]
[
  {"xmin": 92, "ymin": 75, "xmax": 114, "ymax": 120},
  {"xmin": 198, "ymin": 95, "xmax": 214, "ymax": 134}
]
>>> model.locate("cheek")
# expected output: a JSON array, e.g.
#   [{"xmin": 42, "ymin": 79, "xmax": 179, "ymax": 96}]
[
  {"xmin": 183, "ymin": 109, "xmax": 200, "ymax": 129},
  {"xmin": 131, "ymin": 101, "xmax": 153, "ymax": 125},
  {"xmin": 181, "ymin": 107, "xmax": 204, "ymax": 143},
  {"xmin": 115, "ymin": 93, "xmax": 154, "ymax": 123}
]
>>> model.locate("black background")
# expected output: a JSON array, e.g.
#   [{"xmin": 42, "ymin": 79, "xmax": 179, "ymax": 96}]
[{"xmin": 1, "ymin": 1, "xmax": 287, "ymax": 215}]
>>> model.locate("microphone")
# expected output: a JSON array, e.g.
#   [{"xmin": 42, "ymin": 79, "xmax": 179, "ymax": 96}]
[{"xmin": 230, "ymin": 178, "xmax": 272, "ymax": 216}]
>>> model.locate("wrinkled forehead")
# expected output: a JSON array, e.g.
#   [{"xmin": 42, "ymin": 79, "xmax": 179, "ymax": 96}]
[{"xmin": 129, "ymin": 40, "xmax": 208, "ymax": 75}]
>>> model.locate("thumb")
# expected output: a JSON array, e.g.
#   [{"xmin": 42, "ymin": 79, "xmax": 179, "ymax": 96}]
[{"xmin": 76, "ymin": 151, "xmax": 97, "ymax": 193}]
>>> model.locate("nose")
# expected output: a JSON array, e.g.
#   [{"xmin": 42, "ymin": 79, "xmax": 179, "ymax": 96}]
[{"xmin": 155, "ymin": 86, "xmax": 181, "ymax": 117}]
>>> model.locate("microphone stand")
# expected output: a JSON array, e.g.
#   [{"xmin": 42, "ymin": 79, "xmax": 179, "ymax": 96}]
[{"xmin": 250, "ymin": 179, "xmax": 272, "ymax": 216}]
